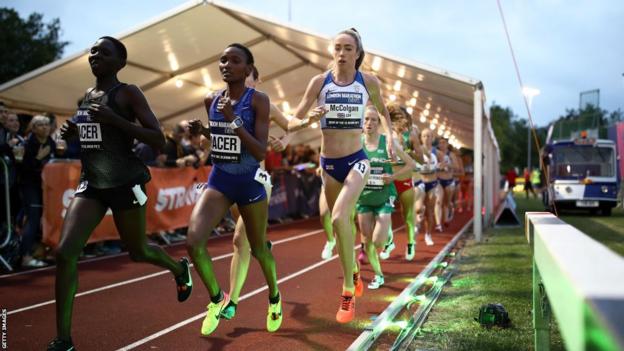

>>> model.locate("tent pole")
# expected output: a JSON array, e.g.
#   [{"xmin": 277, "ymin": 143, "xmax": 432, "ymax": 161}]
[{"xmin": 473, "ymin": 84, "xmax": 484, "ymax": 242}]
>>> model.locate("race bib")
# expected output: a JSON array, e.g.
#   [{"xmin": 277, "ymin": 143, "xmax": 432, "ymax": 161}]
[
  {"xmin": 210, "ymin": 120, "xmax": 242, "ymax": 163},
  {"xmin": 352, "ymin": 161, "xmax": 370, "ymax": 179},
  {"xmin": 419, "ymin": 162, "xmax": 437, "ymax": 175},
  {"xmin": 366, "ymin": 166, "xmax": 385, "ymax": 190},
  {"xmin": 78, "ymin": 122, "xmax": 103, "ymax": 150},
  {"xmin": 211, "ymin": 133, "xmax": 241, "ymax": 163},
  {"xmin": 254, "ymin": 168, "xmax": 272, "ymax": 188},
  {"xmin": 323, "ymin": 92, "xmax": 363, "ymax": 129}
]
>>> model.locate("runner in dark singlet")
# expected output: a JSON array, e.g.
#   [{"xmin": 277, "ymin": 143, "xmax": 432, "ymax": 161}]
[{"xmin": 47, "ymin": 37, "xmax": 192, "ymax": 351}]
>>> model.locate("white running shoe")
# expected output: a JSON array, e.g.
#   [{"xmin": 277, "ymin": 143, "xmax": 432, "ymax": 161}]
[
  {"xmin": 435, "ymin": 224, "xmax": 443, "ymax": 233},
  {"xmin": 367, "ymin": 275, "xmax": 385, "ymax": 289},
  {"xmin": 425, "ymin": 233, "xmax": 434, "ymax": 246},
  {"xmin": 379, "ymin": 241, "xmax": 395, "ymax": 260},
  {"xmin": 405, "ymin": 243, "xmax": 415, "ymax": 261},
  {"xmin": 321, "ymin": 240, "xmax": 336, "ymax": 260}
]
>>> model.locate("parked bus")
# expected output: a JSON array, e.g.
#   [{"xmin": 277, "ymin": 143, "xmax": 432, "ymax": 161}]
[{"xmin": 543, "ymin": 133, "xmax": 619, "ymax": 215}]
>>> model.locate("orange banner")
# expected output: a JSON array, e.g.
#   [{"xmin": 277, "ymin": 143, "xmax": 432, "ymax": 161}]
[{"xmin": 42, "ymin": 161, "xmax": 211, "ymax": 248}]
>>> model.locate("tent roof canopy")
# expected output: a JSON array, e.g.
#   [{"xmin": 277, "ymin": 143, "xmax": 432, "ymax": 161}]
[{"xmin": 0, "ymin": 0, "xmax": 487, "ymax": 149}]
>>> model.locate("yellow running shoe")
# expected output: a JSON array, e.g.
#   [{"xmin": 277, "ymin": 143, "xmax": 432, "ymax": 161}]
[
  {"xmin": 267, "ymin": 297, "xmax": 283, "ymax": 332},
  {"xmin": 201, "ymin": 292, "xmax": 230, "ymax": 336}
]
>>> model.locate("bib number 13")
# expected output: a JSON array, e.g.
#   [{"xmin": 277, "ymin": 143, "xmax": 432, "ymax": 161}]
[{"xmin": 353, "ymin": 161, "xmax": 369, "ymax": 178}]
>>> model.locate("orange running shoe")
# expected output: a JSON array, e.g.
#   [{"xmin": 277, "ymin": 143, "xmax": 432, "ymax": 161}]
[
  {"xmin": 336, "ymin": 291, "xmax": 355, "ymax": 323},
  {"xmin": 353, "ymin": 270, "xmax": 364, "ymax": 297}
]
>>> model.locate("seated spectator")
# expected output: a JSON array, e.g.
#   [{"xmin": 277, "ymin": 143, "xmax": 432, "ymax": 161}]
[{"xmin": 19, "ymin": 115, "xmax": 59, "ymax": 268}]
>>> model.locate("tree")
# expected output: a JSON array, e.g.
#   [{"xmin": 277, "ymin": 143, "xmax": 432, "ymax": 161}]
[
  {"xmin": 0, "ymin": 8, "xmax": 69, "ymax": 84},
  {"xmin": 551, "ymin": 105, "xmax": 621, "ymax": 139},
  {"xmin": 490, "ymin": 103, "xmax": 546, "ymax": 172}
]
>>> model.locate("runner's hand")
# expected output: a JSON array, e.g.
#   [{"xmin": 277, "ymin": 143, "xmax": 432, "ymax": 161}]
[
  {"xmin": 60, "ymin": 120, "xmax": 78, "ymax": 140},
  {"xmin": 36, "ymin": 145, "xmax": 51, "ymax": 160},
  {"xmin": 307, "ymin": 106, "xmax": 327, "ymax": 123},
  {"xmin": 216, "ymin": 97, "xmax": 235, "ymax": 121},
  {"xmin": 189, "ymin": 119, "xmax": 209, "ymax": 138},
  {"xmin": 381, "ymin": 174, "xmax": 394, "ymax": 185},
  {"xmin": 88, "ymin": 103, "xmax": 122, "ymax": 126},
  {"xmin": 268, "ymin": 135, "xmax": 287, "ymax": 152}
]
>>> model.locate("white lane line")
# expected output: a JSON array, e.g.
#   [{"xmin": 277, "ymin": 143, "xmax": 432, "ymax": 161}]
[
  {"xmin": 0, "ymin": 219, "xmax": 317, "ymax": 279},
  {"xmin": 117, "ymin": 251, "xmax": 344, "ymax": 351},
  {"xmin": 117, "ymin": 225, "xmax": 406, "ymax": 351},
  {"xmin": 7, "ymin": 229, "xmax": 324, "ymax": 316},
  {"xmin": 0, "ymin": 241, "xmax": 191, "ymax": 279}
]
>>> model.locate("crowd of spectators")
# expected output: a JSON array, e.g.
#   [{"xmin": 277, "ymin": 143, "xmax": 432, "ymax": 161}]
[
  {"xmin": 0, "ymin": 103, "xmax": 75, "ymax": 268},
  {"xmin": 0, "ymin": 104, "xmax": 321, "ymax": 271}
]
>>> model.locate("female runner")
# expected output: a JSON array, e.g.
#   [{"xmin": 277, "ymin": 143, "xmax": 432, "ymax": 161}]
[
  {"xmin": 48, "ymin": 37, "xmax": 191, "ymax": 351},
  {"xmin": 357, "ymin": 107, "xmax": 415, "ymax": 289},
  {"xmin": 287, "ymin": 28, "xmax": 394, "ymax": 323},
  {"xmin": 186, "ymin": 43, "xmax": 281, "ymax": 335}
]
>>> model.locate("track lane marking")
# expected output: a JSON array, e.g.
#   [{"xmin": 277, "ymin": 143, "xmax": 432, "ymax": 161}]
[
  {"xmin": 117, "ymin": 225, "xmax": 406, "ymax": 351},
  {"xmin": 7, "ymin": 229, "xmax": 324, "ymax": 316}
]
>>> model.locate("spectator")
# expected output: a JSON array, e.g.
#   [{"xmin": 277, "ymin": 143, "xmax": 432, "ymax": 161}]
[
  {"xmin": 531, "ymin": 168, "xmax": 542, "ymax": 194},
  {"xmin": 283, "ymin": 144, "xmax": 295, "ymax": 166},
  {"xmin": 162, "ymin": 123, "xmax": 197, "ymax": 167},
  {"xmin": 178, "ymin": 119, "xmax": 192, "ymax": 148},
  {"xmin": 0, "ymin": 102, "xmax": 8, "ymax": 145},
  {"xmin": 19, "ymin": 115, "xmax": 58, "ymax": 268},
  {"xmin": 265, "ymin": 144, "xmax": 283, "ymax": 173},
  {"xmin": 304, "ymin": 145, "xmax": 318, "ymax": 165},
  {"xmin": 505, "ymin": 167, "xmax": 517, "ymax": 191},
  {"xmin": 291, "ymin": 144, "xmax": 309, "ymax": 165},
  {"xmin": 0, "ymin": 112, "xmax": 24, "ymax": 231},
  {"xmin": 524, "ymin": 167, "xmax": 536, "ymax": 199},
  {"xmin": 134, "ymin": 140, "xmax": 161, "ymax": 167}
]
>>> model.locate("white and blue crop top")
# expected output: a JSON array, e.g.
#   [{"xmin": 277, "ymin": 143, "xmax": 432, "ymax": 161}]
[{"xmin": 317, "ymin": 70, "xmax": 369, "ymax": 130}]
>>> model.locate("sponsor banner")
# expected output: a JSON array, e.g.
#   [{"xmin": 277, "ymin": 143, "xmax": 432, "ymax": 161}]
[
  {"xmin": 42, "ymin": 161, "xmax": 210, "ymax": 248},
  {"xmin": 42, "ymin": 163, "xmax": 322, "ymax": 247}
]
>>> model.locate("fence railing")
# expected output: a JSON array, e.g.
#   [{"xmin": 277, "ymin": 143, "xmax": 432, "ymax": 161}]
[{"xmin": 525, "ymin": 212, "xmax": 624, "ymax": 351}]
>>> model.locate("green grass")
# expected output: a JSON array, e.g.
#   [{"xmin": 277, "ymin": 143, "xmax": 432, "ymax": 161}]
[
  {"xmin": 407, "ymin": 197, "xmax": 560, "ymax": 351},
  {"xmin": 557, "ymin": 204, "xmax": 624, "ymax": 256},
  {"xmin": 406, "ymin": 197, "xmax": 624, "ymax": 350}
]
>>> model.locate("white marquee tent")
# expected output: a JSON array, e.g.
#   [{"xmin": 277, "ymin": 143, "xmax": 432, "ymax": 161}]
[{"xmin": 0, "ymin": 0, "xmax": 500, "ymax": 237}]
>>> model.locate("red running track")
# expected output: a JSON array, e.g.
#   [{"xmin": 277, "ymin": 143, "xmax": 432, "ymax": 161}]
[{"xmin": 1, "ymin": 212, "xmax": 471, "ymax": 351}]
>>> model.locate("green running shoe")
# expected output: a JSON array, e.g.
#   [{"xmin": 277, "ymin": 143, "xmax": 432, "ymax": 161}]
[
  {"xmin": 220, "ymin": 300, "xmax": 238, "ymax": 320},
  {"xmin": 201, "ymin": 292, "xmax": 229, "ymax": 336},
  {"xmin": 267, "ymin": 297, "xmax": 283, "ymax": 332}
]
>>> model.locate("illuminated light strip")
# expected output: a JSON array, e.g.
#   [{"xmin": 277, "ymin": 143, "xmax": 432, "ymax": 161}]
[
  {"xmin": 392, "ymin": 257, "xmax": 459, "ymax": 349},
  {"xmin": 347, "ymin": 219, "xmax": 473, "ymax": 351}
]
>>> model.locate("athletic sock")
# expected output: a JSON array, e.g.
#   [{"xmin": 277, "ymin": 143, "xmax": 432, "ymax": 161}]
[
  {"xmin": 269, "ymin": 292, "xmax": 281, "ymax": 304},
  {"xmin": 210, "ymin": 289, "xmax": 224, "ymax": 304}
]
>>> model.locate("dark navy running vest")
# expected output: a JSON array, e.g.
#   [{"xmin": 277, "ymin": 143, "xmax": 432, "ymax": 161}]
[{"xmin": 71, "ymin": 83, "xmax": 150, "ymax": 188}]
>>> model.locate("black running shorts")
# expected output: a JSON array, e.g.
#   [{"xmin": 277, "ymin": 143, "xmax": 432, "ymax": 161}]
[{"xmin": 74, "ymin": 181, "xmax": 148, "ymax": 211}]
